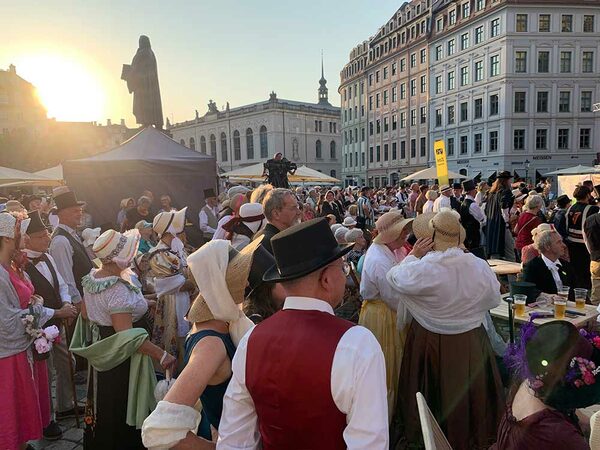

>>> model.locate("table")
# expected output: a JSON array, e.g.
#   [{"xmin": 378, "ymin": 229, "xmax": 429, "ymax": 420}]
[
  {"xmin": 487, "ymin": 259, "xmax": 522, "ymax": 276},
  {"xmin": 490, "ymin": 299, "xmax": 599, "ymax": 329}
]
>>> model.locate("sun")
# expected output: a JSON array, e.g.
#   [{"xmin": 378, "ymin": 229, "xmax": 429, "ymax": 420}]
[{"xmin": 14, "ymin": 53, "xmax": 106, "ymax": 122}]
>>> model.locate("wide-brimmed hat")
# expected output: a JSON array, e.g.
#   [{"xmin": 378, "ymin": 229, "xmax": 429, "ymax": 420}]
[
  {"xmin": 152, "ymin": 207, "xmax": 187, "ymax": 237},
  {"xmin": 373, "ymin": 211, "xmax": 413, "ymax": 245},
  {"xmin": 5, "ymin": 200, "xmax": 26, "ymax": 213},
  {"xmin": 186, "ymin": 236, "xmax": 264, "ymax": 323},
  {"xmin": 203, "ymin": 188, "xmax": 217, "ymax": 199},
  {"xmin": 52, "ymin": 186, "xmax": 85, "ymax": 211},
  {"xmin": 25, "ymin": 210, "xmax": 50, "ymax": 235},
  {"xmin": 439, "ymin": 184, "xmax": 452, "ymax": 193},
  {"xmin": 227, "ymin": 185, "xmax": 250, "ymax": 198},
  {"xmin": 0, "ymin": 213, "xmax": 17, "ymax": 238},
  {"xmin": 557, "ymin": 194, "xmax": 572, "ymax": 208},
  {"xmin": 413, "ymin": 209, "xmax": 466, "ymax": 252},
  {"xmin": 81, "ymin": 227, "xmax": 101, "ymax": 247},
  {"xmin": 92, "ymin": 229, "xmax": 140, "ymax": 266},
  {"xmin": 263, "ymin": 218, "xmax": 353, "ymax": 282},
  {"xmin": 497, "ymin": 171, "xmax": 513, "ymax": 179},
  {"xmin": 342, "ymin": 216, "xmax": 357, "ymax": 227}
]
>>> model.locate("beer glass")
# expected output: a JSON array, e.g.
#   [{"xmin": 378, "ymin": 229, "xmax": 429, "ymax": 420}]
[
  {"xmin": 574, "ymin": 288, "xmax": 588, "ymax": 309},
  {"xmin": 513, "ymin": 294, "xmax": 527, "ymax": 318},
  {"xmin": 558, "ymin": 286, "xmax": 570, "ymax": 301},
  {"xmin": 554, "ymin": 299, "xmax": 567, "ymax": 319}
]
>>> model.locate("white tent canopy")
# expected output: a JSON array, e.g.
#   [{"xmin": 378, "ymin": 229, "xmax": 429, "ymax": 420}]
[
  {"xmin": 544, "ymin": 165, "xmax": 600, "ymax": 176},
  {"xmin": 401, "ymin": 166, "xmax": 467, "ymax": 181},
  {"xmin": 221, "ymin": 163, "xmax": 340, "ymax": 183},
  {"xmin": 0, "ymin": 165, "xmax": 63, "ymax": 188}
]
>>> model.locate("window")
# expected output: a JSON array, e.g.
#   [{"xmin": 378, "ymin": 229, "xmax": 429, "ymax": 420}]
[
  {"xmin": 392, "ymin": 62, "xmax": 397, "ymax": 75},
  {"xmin": 581, "ymin": 91, "xmax": 593, "ymax": 112},
  {"xmin": 410, "ymin": 79, "xmax": 416, "ymax": 96},
  {"xmin": 369, "ymin": 146, "xmax": 373, "ymax": 162},
  {"xmin": 447, "ymin": 105, "xmax": 455, "ymax": 124},
  {"xmin": 330, "ymin": 141, "xmax": 336, "ymax": 158},
  {"xmin": 447, "ymin": 138, "xmax": 455, "ymax": 156},
  {"xmin": 233, "ymin": 130, "xmax": 241, "ymax": 160},
  {"xmin": 392, "ymin": 142, "xmax": 397, "ymax": 160},
  {"xmin": 420, "ymin": 137, "xmax": 427, "ymax": 157},
  {"xmin": 559, "ymin": 91, "xmax": 571, "ymax": 112},
  {"xmin": 475, "ymin": 26, "xmax": 484, "ymax": 44},
  {"xmin": 420, "ymin": 76, "xmax": 426, "ymax": 94},
  {"xmin": 410, "ymin": 139, "xmax": 416, "ymax": 158},
  {"xmin": 558, "ymin": 129, "xmax": 569, "ymax": 149},
  {"xmin": 539, "ymin": 14, "xmax": 551, "ymax": 32},
  {"xmin": 460, "ymin": 66, "xmax": 469, "ymax": 86},
  {"xmin": 447, "ymin": 39, "xmax": 456, "ymax": 55},
  {"xmin": 376, "ymin": 145, "xmax": 381, "ymax": 162},
  {"xmin": 392, "ymin": 87, "xmax": 397, "ymax": 102},
  {"xmin": 400, "ymin": 58, "xmax": 406, "ymax": 72},
  {"xmin": 401, "ymin": 141, "xmax": 406, "ymax": 159},
  {"xmin": 384, "ymin": 144, "xmax": 389, "ymax": 161},
  {"xmin": 449, "ymin": 10, "xmax": 457, "ymax": 25},
  {"xmin": 536, "ymin": 129, "xmax": 548, "ymax": 150},
  {"xmin": 474, "ymin": 133, "xmax": 482, "ymax": 153},
  {"xmin": 316, "ymin": 140, "xmax": 322, "ymax": 158},
  {"xmin": 584, "ymin": 15, "xmax": 594, "ymax": 32},
  {"xmin": 384, "ymin": 117, "xmax": 389, "ymax": 132},
  {"xmin": 376, "ymin": 119, "xmax": 381, "ymax": 134},
  {"xmin": 580, "ymin": 129, "xmax": 591, "ymax": 149},
  {"xmin": 400, "ymin": 83, "xmax": 406, "ymax": 99},
  {"xmin": 560, "ymin": 51, "xmax": 572, "ymax": 73},
  {"xmin": 435, "ymin": 108, "xmax": 443, "ymax": 127},
  {"xmin": 420, "ymin": 49, "xmax": 426, "ymax": 64},
  {"xmin": 437, "ymin": 17, "xmax": 443, "ymax": 32},
  {"xmin": 246, "ymin": 128, "xmax": 254, "ymax": 159},
  {"xmin": 561, "ymin": 15, "xmax": 572, "ymax": 32},
  {"xmin": 515, "ymin": 51, "xmax": 527, "ymax": 73},
  {"xmin": 516, "ymin": 14, "xmax": 528, "ymax": 32},
  {"xmin": 490, "ymin": 55, "xmax": 500, "ymax": 76},
  {"xmin": 383, "ymin": 66, "xmax": 388, "ymax": 79},
  {"xmin": 538, "ymin": 51, "xmax": 549, "ymax": 72},
  {"xmin": 376, "ymin": 70, "xmax": 380, "ymax": 82},
  {"xmin": 420, "ymin": 106, "xmax": 427, "ymax": 124},
  {"xmin": 514, "ymin": 129, "xmax": 525, "ymax": 150},
  {"xmin": 448, "ymin": 71, "xmax": 456, "ymax": 90},
  {"xmin": 410, "ymin": 109, "xmax": 416, "ymax": 126},
  {"xmin": 474, "ymin": 98, "xmax": 483, "ymax": 118},
  {"xmin": 369, "ymin": 122, "xmax": 373, "ymax": 136},
  {"xmin": 392, "ymin": 115, "xmax": 397, "ymax": 130},
  {"xmin": 369, "ymin": 96, "xmax": 373, "ymax": 110},
  {"xmin": 475, "ymin": 60, "xmax": 483, "ymax": 81},
  {"xmin": 476, "ymin": 0, "xmax": 484, "ymax": 11},
  {"xmin": 214, "ymin": 134, "xmax": 223, "ymax": 160},
  {"xmin": 383, "ymin": 90, "xmax": 388, "ymax": 105},
  {"xmin": 369, "ymin": 74, "xmax": 373, "ymax": 86},
  {"xmin": 376, "ymin": 93, "xmax": 380, "ymax": 108},
  {"xmin": 490, "ymin": 94, "xmax": 499, "ymax": 115},
  {"xmin": 460, "ymin": 136, "xmax": 468, "ymax": 154},
  {"xmin": 200, "ymin": 136, "xmax": 207, "ymax": 154},
  {"xmin": 436, "ymin": 45, "xmax": 443, "ymax": 61},
  {"xmin": 460, "ymin": 102, "xmax": 468, "ymax": 121},
  {"xmin": 259, "ymin": 126, "xmax": 268, "ymax": 158},
  {"xmin": 489, "ymin": 131, "xmax": 498, "ymax": 152},
  {"xmin": 435, "ymin": 75, "xmax": 442, "ymax": 94},
  {"xmin": 400, "ymin": 112, "xmax": 406, "ymax": 128},
  {"xmin": 491, "ymin": 18, "xmax": 500, "ymax": 37},
  {"xmin": 462, "ymin": 3, "xmax": 470, "ymax": 18},
  {"xmin": 361, "ymin": 127, "xmax": 365, "ymax": 141},
  {"xmin": 514, "ymin": 92, "xmax": 526, "ymax": 113},
  {"xmin": 411, "ymin": 53, "xmax": 416, "ymax": 68},
  {"xmin": 582, "ymin": 52, "xmax": 594, "ymax": 73},
  {"xmin": 461, "ymin": 33, "xmax": 469, "ymax": 50},
  {"xmin": 537, "ymin": 91, "xmax": 549, "ymax": 113}
]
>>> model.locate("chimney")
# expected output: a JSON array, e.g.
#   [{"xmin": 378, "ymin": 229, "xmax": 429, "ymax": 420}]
[
  {"xmin": 106, "ymin": 119, "xmax": 112, "ymax": 126},
  {"xmin": 120, "ymin": 119, "xmax": 125, "ymax": 126},
  {"xmin": 8, "ymin": 64, "xmax": 16, "ymax": 74}
]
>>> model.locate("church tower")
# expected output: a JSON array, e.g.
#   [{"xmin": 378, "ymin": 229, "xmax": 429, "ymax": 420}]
[{"xmin": 318, "ymin": 52, "xmax": 331, "ymax": 106}]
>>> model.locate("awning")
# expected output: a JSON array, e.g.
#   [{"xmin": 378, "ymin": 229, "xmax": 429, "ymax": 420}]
[{"xmin": 400, "ymin": 166, "xmax": 466, "ymax": 181}]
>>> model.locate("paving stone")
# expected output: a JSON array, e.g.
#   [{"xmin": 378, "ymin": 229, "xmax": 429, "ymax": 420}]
[{"xmin": 61, "ymin": 427, "xmax": 84, "ymax": 443}]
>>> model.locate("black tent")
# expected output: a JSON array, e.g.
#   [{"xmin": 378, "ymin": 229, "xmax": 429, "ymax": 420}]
[{"xmin": 63, "ymin": 127, "xmax": 217, "ymax": 230}]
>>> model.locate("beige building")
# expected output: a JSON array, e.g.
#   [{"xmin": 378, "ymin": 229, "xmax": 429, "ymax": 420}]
[{"xmin": 0, "ymin": 64, "xmax": 47, "ymax": 134}]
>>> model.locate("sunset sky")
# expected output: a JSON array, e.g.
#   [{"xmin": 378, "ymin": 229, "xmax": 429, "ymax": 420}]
[{"xmin": 1, "ymin": 0, "xmax": 400, "ymax": 126}]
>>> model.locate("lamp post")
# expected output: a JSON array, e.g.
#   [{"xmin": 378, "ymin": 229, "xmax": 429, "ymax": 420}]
[{"xmin": 524, "ymin": 159, "xmax": 531, "ymax": 186}]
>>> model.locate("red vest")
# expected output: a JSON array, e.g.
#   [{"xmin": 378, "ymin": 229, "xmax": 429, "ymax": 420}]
[{"xmin": 246, "ymin": 309, "xmax": 355, "ymax": 450}]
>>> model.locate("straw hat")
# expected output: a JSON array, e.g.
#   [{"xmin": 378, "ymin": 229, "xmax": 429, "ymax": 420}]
[
  {"xmin": 5, "ymin": 200, "xmax": 26, "ymax": 213},
  {"xmin": 92, "ymin": 229, "xmax": 140, "ymax": 266},
  {"xmin": 186, "ymin": 235, "xmax": 264, "ymax": 323},
  {"xmin": 152, "ymin": 207, "xmax": 187, "ymax": 237},
  {"xmin": 372, "ymin": 211, "xmax": 413, "ymax": 244},
  {"xmin": 413, "ymin": 209, "xmax": 466, "ymax": 252}
]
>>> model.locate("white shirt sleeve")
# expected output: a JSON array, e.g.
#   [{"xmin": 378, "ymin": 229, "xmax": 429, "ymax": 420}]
[
  {"xmin": 198, "ymin": 210, "xmax": 216, "ymax": 234},
  {"xmin": 217, "ymin": 329, "xmax": 261, "ymax": 450},
  {"xmin": 332, "ymin": 326, "xmax": 389, "ymax": 450},
  {"xmin": 47, "ymin": 254, "xmax": 72, "ymax": 303},
  {"xmin": 49, "ymin": 235, "xmax": 81, "ymax": 303},
  {"xmin": 469, "ymin": 201, "xmax": 487, "ymax": 226}
]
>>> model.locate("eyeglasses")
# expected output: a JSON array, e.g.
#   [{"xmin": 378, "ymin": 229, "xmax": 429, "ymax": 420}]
[{"xmin": 325, "ymin": 261, "xmax": 350, "ymax": 277}]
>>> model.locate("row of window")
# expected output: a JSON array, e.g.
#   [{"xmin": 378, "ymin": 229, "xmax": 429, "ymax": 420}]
[
  {"xmin": 434, "ymin": 95, "xmax": 499, "ymax": 127},
  {"xmin": 434, "ymin": 55, "xmax": 500, "ymax": 94},
  {"xmin": 368, "ymin": 107, "xmax": 428, "ymax": 136},
  {"xmin": 434, "ymin": 18, "xmax": 500, "ymax": 61},
  {"xmin": 514, "ymin": 50, "xmax": 594, "ymax": 74},
  {"xmin": 367, "ymin": 137, "xmax": 428, "ymax": 165},
  {"xmin": 181, "ymin": 127, "xmax": 269, "ymax": 162},
  {"xmin": 515, "ymin": 13, "xmax": 595, "ymax": 33},
  {"xmin": 512, "ymin": 90, "xmax": 595, "ymax": 114},
  {"xmin": 315, "ymin": 120, "xmax": 338, "ymax": 133},
  {"xmin": 369, "ymin": 19, "xmax": 428, "ymax": 64},
  {"xmin": 434, "ymin": 0, "xmax": 489, "ymax": 34},
  {"xmin": 366, "ymin": 48, "xmax": 427, "ymax": 89}
]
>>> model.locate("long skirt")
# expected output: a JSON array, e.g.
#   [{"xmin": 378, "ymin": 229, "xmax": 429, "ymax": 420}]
[
  {"xmin": 358, "ymin": 299, "xmax": 407, "ymax": 421},
  {"xmin": 391, "ymin": 321, "xmax": 504, "ymax": 450},
  {"xmin": 0, "ymin": 351, "xmax": 51, "ymax": 450},
  {"xmin": 568, "ymin": 242, "xmax": 592, "ymax": 290}
]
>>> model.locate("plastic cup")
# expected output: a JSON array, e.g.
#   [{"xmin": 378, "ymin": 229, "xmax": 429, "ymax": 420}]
[
  {"xmin": 574, "ymin": 288, "xmax": 588, "ymax": 309},
  {"xmin": 513, "ymin": 294, "xmax": 527, "ymax": 318},
  {"xmin": 554, "ymin": 300, "xmax": 567, "ymax": 319},
  {"xmin": 558, "ymin": 286, "xmax": 570, "ymax": 301}
]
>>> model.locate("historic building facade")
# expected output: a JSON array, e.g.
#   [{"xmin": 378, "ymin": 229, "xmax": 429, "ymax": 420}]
[
  {"xmin": 0, "ymin": 64, "xmax": 47, "ymax": 134},
  {"xmin": 429, "ymin": 0, "xmax": 600, "ymax": 180},
  {"xmin": 168, "ymin": 73, "xmax": 342, "ymax": 178}
]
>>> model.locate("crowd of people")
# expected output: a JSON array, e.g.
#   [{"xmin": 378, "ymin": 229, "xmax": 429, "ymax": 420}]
[{"xmin": 2, "ymin": 170, "xmax": 600, "ymax": 449}]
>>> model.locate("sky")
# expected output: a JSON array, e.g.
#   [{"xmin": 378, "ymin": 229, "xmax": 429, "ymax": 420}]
[{"xmin": 1, "ymin": 0, "xmax": 402, "ymax": 126}]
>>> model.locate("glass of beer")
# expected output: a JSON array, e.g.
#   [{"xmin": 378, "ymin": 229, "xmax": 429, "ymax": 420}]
[
  {"xmin": 513, "ymin": 294, "xmax": 527, "ymax": 318},
  {"xmin": 574, "ymin": 288, "xmax": 588, "ymax": 309},
  {"xmin": 554, "ymin": 299, "xmax": 567, "ymax": 319},
  {"xmin": 558, "ymin": 286, "xmax": 570, "ymax": 301}
]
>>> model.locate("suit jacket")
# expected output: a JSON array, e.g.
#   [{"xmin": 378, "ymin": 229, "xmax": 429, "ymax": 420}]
[
  {"xmin": 253, "ymin": 223, "xmax": 281, "ymax": 255},
  {"xmin": 522, "ymin": 256, "xmax": 575, "ymax": 296}
]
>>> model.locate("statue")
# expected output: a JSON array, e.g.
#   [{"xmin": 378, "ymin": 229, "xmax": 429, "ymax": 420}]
[
  {"xmin": 207, "ymin": 100, "xmax": 219, "ymax": 114},
  {"xmin": 121, "ymin": 35, "xmax": 163, "ymax": 129},
  {"xmin": 262, "ymin": 152, "xmax": 297, "ymax": 189},
  {"xmin": 195, "ymin": 109, "xmax": 199, "ymax": 119},
  {"xmin": 292, "ymin": 138, "xmax": 300, "ymax": 161}
]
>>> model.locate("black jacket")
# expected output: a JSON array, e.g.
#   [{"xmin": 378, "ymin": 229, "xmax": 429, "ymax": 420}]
[
  {"xmin": 253, "ymin": 223, "xmax": 281, "ymax": 255},
  {"xmin": 522, "ymin": 255, "xmax": 575, "ymax": 296}
]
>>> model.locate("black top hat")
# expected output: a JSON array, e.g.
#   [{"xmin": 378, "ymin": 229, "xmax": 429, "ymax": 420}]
[
  {"xmin": 246, "ymin": 245, "xmax": 276, "ymax": 297},
  {"xmin": 452, "ymin": 182, "xmax": 462, "ymax": 190},
  {"xmin": 556, "ymin": 194, "xmax": 571, "ymax": 208},
  {"xmin": 203, "ymin": 188, "xmax": 216, "ymax": 199},
  {"xmin": 462, "ymin": 179, "xmax": 476, "ymax": 192},
  {"xmin": 53, "ymin": 187, "xmax": 84, "ymax": 211},
  {"xmin": 24, "ymin": 195, "xmax": 42, "ymax": 208},
  {"xmin": 263, "ymin": 218, "xmax": 353, "ymax": 282},
  {"xmin": 26, "ymin": 210, "xmax": 50, "ymax": 235},
  {"xmin": 497, "ymin": 171, "xmax": 513, "ymax": 179}
]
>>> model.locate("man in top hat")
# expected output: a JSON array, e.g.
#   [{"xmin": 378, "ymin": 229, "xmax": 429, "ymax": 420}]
[
  {"xmin": 218, "ymin": 218, "xmax": 388, "ymax": 449},
  {"xmin": 49, "ymin": 186, "xmax": 94, "ymax": 305},
  {"xmin": 451, "ymin": 182, "xmax": 463, "ymax": 210},
  {"xmin": 459, "ymin": 179, "xmax": 487, "ymax": 259},
  {"xmin": 433, "ymin": 184, "xmax": 452, "ymax": 212},
  {"xmin": 24, "ymin": 210, "xmax": 79, "ymax": 434},
  {"xmin": 199, "ymin": 188, "xmax": 219, "ymax": 241}
]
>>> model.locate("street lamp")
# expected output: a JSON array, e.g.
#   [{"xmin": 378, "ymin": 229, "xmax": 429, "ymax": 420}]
[{"xmin": 524, "ymin": 159, "xmax": 530, "ymax": 185}]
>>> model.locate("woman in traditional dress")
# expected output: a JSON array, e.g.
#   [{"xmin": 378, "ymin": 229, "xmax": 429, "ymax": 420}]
[
  {"xmin": 485, "ymin": 172, "xmax": 516, "ymax": 261},
  {"xmin": 320, "ymin": 190, "xmax": 343, "ymax": 223},
  {"xmin": 388, "ymin": 209, "xmax": 504, "ymax": 449},
  {"xmin": 0, "ymin": 213, "xmax": 76, "ymax": 450},
  {"xmin": 514, "ymin": 194, "xmax": 544, "ymax": 261},
  {"xmin": 141, "ymin": 238, "xmax": 263, "ymax": 449},
  {"xmin": 72, "ymin": 229, "xmax": 177, "ymax": 450}
]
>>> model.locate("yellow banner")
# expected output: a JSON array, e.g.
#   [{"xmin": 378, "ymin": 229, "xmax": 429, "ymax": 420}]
[{"xmin": 434, "ymin": 140, "xmax": 449, "ymax": 186}]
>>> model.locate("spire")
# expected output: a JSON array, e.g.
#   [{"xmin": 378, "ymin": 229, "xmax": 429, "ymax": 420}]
[{"xmin": 318, "ymin": 50, "xmax": 330, "ymax": 106}]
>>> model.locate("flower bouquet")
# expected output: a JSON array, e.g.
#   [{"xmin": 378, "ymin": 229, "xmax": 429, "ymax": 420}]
[{"xmin": 21, "ymin": 306, "xmax": 61, "ymax": 361}]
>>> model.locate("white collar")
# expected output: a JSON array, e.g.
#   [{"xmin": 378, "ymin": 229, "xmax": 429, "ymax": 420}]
[
  {"xmin": 58, "ymin": 223, "xmax": 76, "ymax": 235},
  {"xmin": 24, "ymin": 249, "xmax": 43, "ymax": 259},
  {"xmin": 466, "ymin": 195, "xmax": 475, "ymax": 201},
  {"xmin": 283, "ymin": 296, "xmax": 334, "ymax": 315},
  {"xmin": 541, "ymin": 253, "xmax": 560, "ymax": 270}
]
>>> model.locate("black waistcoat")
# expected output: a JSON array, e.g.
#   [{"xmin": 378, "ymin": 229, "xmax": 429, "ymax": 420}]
[{"xmin": 25, "ymin": 258, "xmax": 62, "ymax": 327}]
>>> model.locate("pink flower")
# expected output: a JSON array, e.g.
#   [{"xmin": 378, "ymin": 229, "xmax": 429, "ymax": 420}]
[
  {"xmin": 43, "ymin": 325, "xmax": 60, "ymax": 341},
  {"xmin": 34, "ymin": 337, "xmax": 51, "ymax": 354},
  {"xmin": 583, "ymin": 372, "xmax": 596, "ymax": 385},
  {"xmin": 592, "ymin": 337, "xmax": 600, "ymax": 349},
  {"xmin": 574, "ymin": 379, "xmax": 584, "ymax": 388}
]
